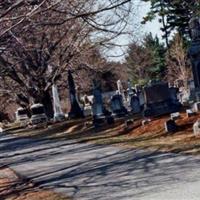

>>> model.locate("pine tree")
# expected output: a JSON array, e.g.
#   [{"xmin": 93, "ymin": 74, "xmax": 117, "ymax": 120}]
[
  {"xmin": 142, "ymin": 0, "xmax": 200, "ymax": 41},
  {"xmin": 143, "ymin": 33, "xmax": 166, "ymax": 80},
  {"xmin": 126, "ymin": 33, "xmax": 166, "ymax": 84}
]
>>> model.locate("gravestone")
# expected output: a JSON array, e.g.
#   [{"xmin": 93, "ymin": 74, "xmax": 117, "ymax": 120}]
[
  {"xmin": 110, "ymin": 94, "xmax": 127, "ymax": 117},
  {"xmin": 30, "ymin": 103, "xmax": 48, "ymax": 125},
  {"xmin": 52, "ymin": 84, "xmax": 65, "ymax": 121},
  {"xmin": 188, "ymin": 80, "xmax": 196, "ymax": 99},
  {"xmin": 188, "ymin": 17, "xmax": 200, "ymax": 101},
  {"xmin": 82, "ymin": 94, "xmax": 92, "ymax": 117},
  {"xmin": 135, "ymin": 84, "xmax": 142, "ymax": 93},
  {"xmin": 170, "ymin": 112, "xmax": 181, "ymax": 121},
  {"xmin": 125, "ymin": 119, "xmax": 134, "ymax": 129},
  {"xmin": 0, "ymin": 127, "xmax": 3, "ymax": 133},
  {"xmin": 142, "ymin": 118, "xmax": 151, "ymax": 126},
  {"xmin": 117, "ymin": 80, "xmax": 126, "ymax": 101},
  {"xmin": 68, "ymin": 70, "xmax": 84, "ymax": 119},
  {"xmin": 193, "ymin": 120, "xmax": 200, "ymax": 136},
  {"xmin": 186, "ymin": 109, "xmax": 195, "ymax": 118},
  {"xmin": 92, "ymin": 81, "xmax": 114, "ymax": 127},
  {"xmin": 92, "ymin": 80, "xmax": 106, "ymax": 126},
  {"xmin": 15, "ymin": 107, "xmax": 29, "ymax": 122},
  {"xmin": 138, "ymin": 91, "xmax": 145, "ymax": 108},
  {"xmin": 130, "ymin": 95, "xmax": 141, "ymax": 114},
  {"xmin": 165, "ymin": 119, "xmax": 178, "ymax": 133},
  {"xmin": 127, "ymin": 79, "xmax": 134, "ymax": 103},
  {"xmin": 194, "ymin": 102, "xmax": 200, "ymax": 112},
  {"xmin": 143, "ymin": 82, "xmax": 181, "ymax": 117},
  {"xmin": 169, "ymin": 87, "xmax": 180, "ymax": 105}
]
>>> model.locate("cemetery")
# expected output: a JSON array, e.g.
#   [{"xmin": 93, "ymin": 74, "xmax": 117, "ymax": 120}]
[
  {"xmin": 2, "ymin": 1, "xmax": 200, "ymax": 200},
  {"xmin": 2, "ymin": 69, "xmax": 200, "ymax": 155}
]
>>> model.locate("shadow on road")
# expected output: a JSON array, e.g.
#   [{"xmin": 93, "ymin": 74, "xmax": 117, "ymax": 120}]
[{"xmin": 1, "ymin": 133, "xmax": 200, "ymax": 200}]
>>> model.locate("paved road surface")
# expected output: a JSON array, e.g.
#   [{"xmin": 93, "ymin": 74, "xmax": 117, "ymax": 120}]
[{"xmin": 1, "ymin": 133, "xmax": 200, "ymax": 200}]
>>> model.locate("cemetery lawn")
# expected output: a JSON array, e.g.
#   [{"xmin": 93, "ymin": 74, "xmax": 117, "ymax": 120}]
[
  {"xmin": 6, "ymin": 112, "xmax": 200, "ymax": 155},
  {"xmin": 81, "ymin": 112, "xmax": 200, "ymax": 155},
  {"xmin": 59, "ymin": 112, "xmax": 200, "ymax": 155}
]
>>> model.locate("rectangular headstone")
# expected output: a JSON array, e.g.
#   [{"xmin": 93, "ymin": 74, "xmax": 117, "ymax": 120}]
[
  {"xmin": 165, "ymin": 119, "xmax": 178, "ymax": 133},
  {"xmin": 142, "ymin": 119, "xmax": 151, "ymax": 126},
  {"xmin": 144, "ymin": 83, "xmax": 170, "ymax": 104},
  {"xmin": 193, "ymin": 102, "xmax": 200, "ymax": 112},
  {"xmin": 170, "ymin": 112, "xmax": 181, "ymax": 120},
  {"xmin": 186, "ymin": 109, "xmax": 195, "ymax": 118},
  {"xmin": 193, "ymin": 120, "xmax": 200, "ymax": 136}
]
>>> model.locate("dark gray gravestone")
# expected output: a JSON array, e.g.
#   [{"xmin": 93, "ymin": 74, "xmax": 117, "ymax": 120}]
[
  {"xmin": 68, "ymin": 70, "xmax": 84, "ymax": 119},
  {"xmin": 188, "ymin": 17, "xmax": 200, "ymax": 100},
  {"xmin": 165, "ymin": 119, "xmax": 178, "ymax": 133},
  {"xmin": 143, "ymin": 82, "xmax": 181, "ymax": 117},
  {"xmin": 92, "ymin": 81, "xmax": 114, "ymax": 127},
  {"xmin": 110, "ymin": 94, "xmax": 128, "ymax": 117},
  {"xmin": 186, "ymin": 109, "xmax": 195, "ymax": 118},
  {"xmin": 169, "ymin": 87, "xmax": 180, "ymax": 105},
  {"xmin": 144, "ymin": 83, "xmax": 170, "ymax": 105},
  {"xmin": 92, "ymin": 80, "xmax": 105, "ymax": 126},
  {"xmin": 92, "ymin": 80, "xmax": 104, "ymax": 116},
  {"xmin": 194, "ymin": 101, "xmax": 200, "ymax": 112},
  {"xmin": 130, "ymin": 96, "xmax": 141, "ymax": 114}
]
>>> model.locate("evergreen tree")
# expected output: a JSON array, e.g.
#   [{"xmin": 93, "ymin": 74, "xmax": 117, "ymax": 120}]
[
  {"xmin": 142, "ymin": 0, "xmax": 200, "ymax": 42},
  {"xmin": 126, "ymin": 33, "xmax": 166, "ymax": 84},
  {"xmin": 143, "ymin": 33, "xmax": 166, "ymax": 80}
]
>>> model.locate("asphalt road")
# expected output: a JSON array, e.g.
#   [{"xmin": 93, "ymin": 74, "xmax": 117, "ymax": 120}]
[{"xmin": 1, "ymin": 133, "xmax": 200, "ymax": 200}]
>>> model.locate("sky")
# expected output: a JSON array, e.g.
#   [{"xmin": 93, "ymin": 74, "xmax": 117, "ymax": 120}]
[
  {"xmin": 105, "ymin": 0, "xmax": 163, "ymax": 62},
  {"xmin": 140, "ymin": 1, "xmax": 162, "ymax": 39}
]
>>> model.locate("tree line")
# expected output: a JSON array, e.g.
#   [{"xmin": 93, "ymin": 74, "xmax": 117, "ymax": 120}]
[
  {"xmin": 0, "ymin": 0, "xmax": 199, "ymax": 120},
  {"xmin": 126, "ymin": 0, "xmax": 199, "ymax": 86},
  {"xmin": 0, "ymin": 0, "xmax": 132, "ymax": 117}
]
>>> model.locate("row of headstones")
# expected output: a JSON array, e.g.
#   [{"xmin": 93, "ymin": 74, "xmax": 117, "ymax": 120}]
[
  {"xmin": 31, "ymin": 72, "xmax": 182, "ymax": 126},
  {"xmin": 82, "ymin": 79, "xmax": 184, "ymax": 122},
  {"xmin": 16, "ymin": 74, "xmax": 139, "ymax": 125},
  {"xmin": 164, "ymin": 102, "xmax": 200, "ymax": 135},
  {"xmin": 82, "ymin": 80, "xmax": 142, "ymax": 118},
  {"xmin": 15, "ymin": 70, "xmax": 81, "ymax": 125}
]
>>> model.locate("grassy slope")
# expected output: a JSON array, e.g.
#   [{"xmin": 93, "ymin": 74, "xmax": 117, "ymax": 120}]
[{"xmin": 6, "ymin": 112, "xmax": 200, "ymax": 155}]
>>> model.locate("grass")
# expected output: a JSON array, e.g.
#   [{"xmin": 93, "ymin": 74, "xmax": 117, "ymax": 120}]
[
  {"xmin": 6, "ymin": 112, "xmax": 200, "ymax": 155},
  {"xmin": 80, "ymin": 112, "xmax": 200, "ymax": 155}
]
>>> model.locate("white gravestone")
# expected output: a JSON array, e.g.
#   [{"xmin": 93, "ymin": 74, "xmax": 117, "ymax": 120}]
[
  {"xmin": 170, "ymin": 112, "xmax": 181, "ymax": 120},
  {"xmin": 52, "ymin": 84, "xmax": 65, "ymax": 121},
  {"xmin": 193, "ymin": 120, "xmax": 200, "ymax": 136}
]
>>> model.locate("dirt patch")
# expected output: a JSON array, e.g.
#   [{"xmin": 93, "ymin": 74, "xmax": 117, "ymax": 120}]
[{"xmin": 0, "ymin": 167, "xmax": 70, "ymax": 200}]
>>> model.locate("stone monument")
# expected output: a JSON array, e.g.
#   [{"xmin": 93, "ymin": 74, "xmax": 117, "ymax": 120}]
[
  {"xmin": 188, "ymin": 16, "xmax": 200, "ymax": 100},
  {"xmin": 82, "ymin": 94, "xmax": 92, "ymax": 117},
  {"xmin": 110, "ymin": 94, "xmax": 127, "ymax": 117},
  {"xmin": 130, "ymin": 95, "xmax": 141, "ymax": 114},
  {"xmin": 143, "ymin": 82, "xmax": 181, "ymax": 117},
  {"xmin": 92, "ymin": 80, "xmax": 114, "ymax": 126},
  {"xmin": 68, "ymin": 70, "xmax": 84, "ymax": 119},
  {"xmin": 193, "ymin": 120, "xmax": 200, "ymax": 136},
  {"xmin": 52, "ymin": 84, "xmax": 65, "ymax": 121},
  {"xmin": 117, "ymin": 80, "xmax": 126, "ymax": 102},
  {"xmin": 92, "ymin": 80, "xmax": 105, "ymax": 126}
]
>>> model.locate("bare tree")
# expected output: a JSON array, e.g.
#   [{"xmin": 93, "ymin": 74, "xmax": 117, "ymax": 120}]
[
  {"xmin": 0, "ymin": 0, "xmax": 133, "ymax": 117},
  {"xmin": 166, "ymin": 33, "xmax": 191, "ymax": 88}
]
